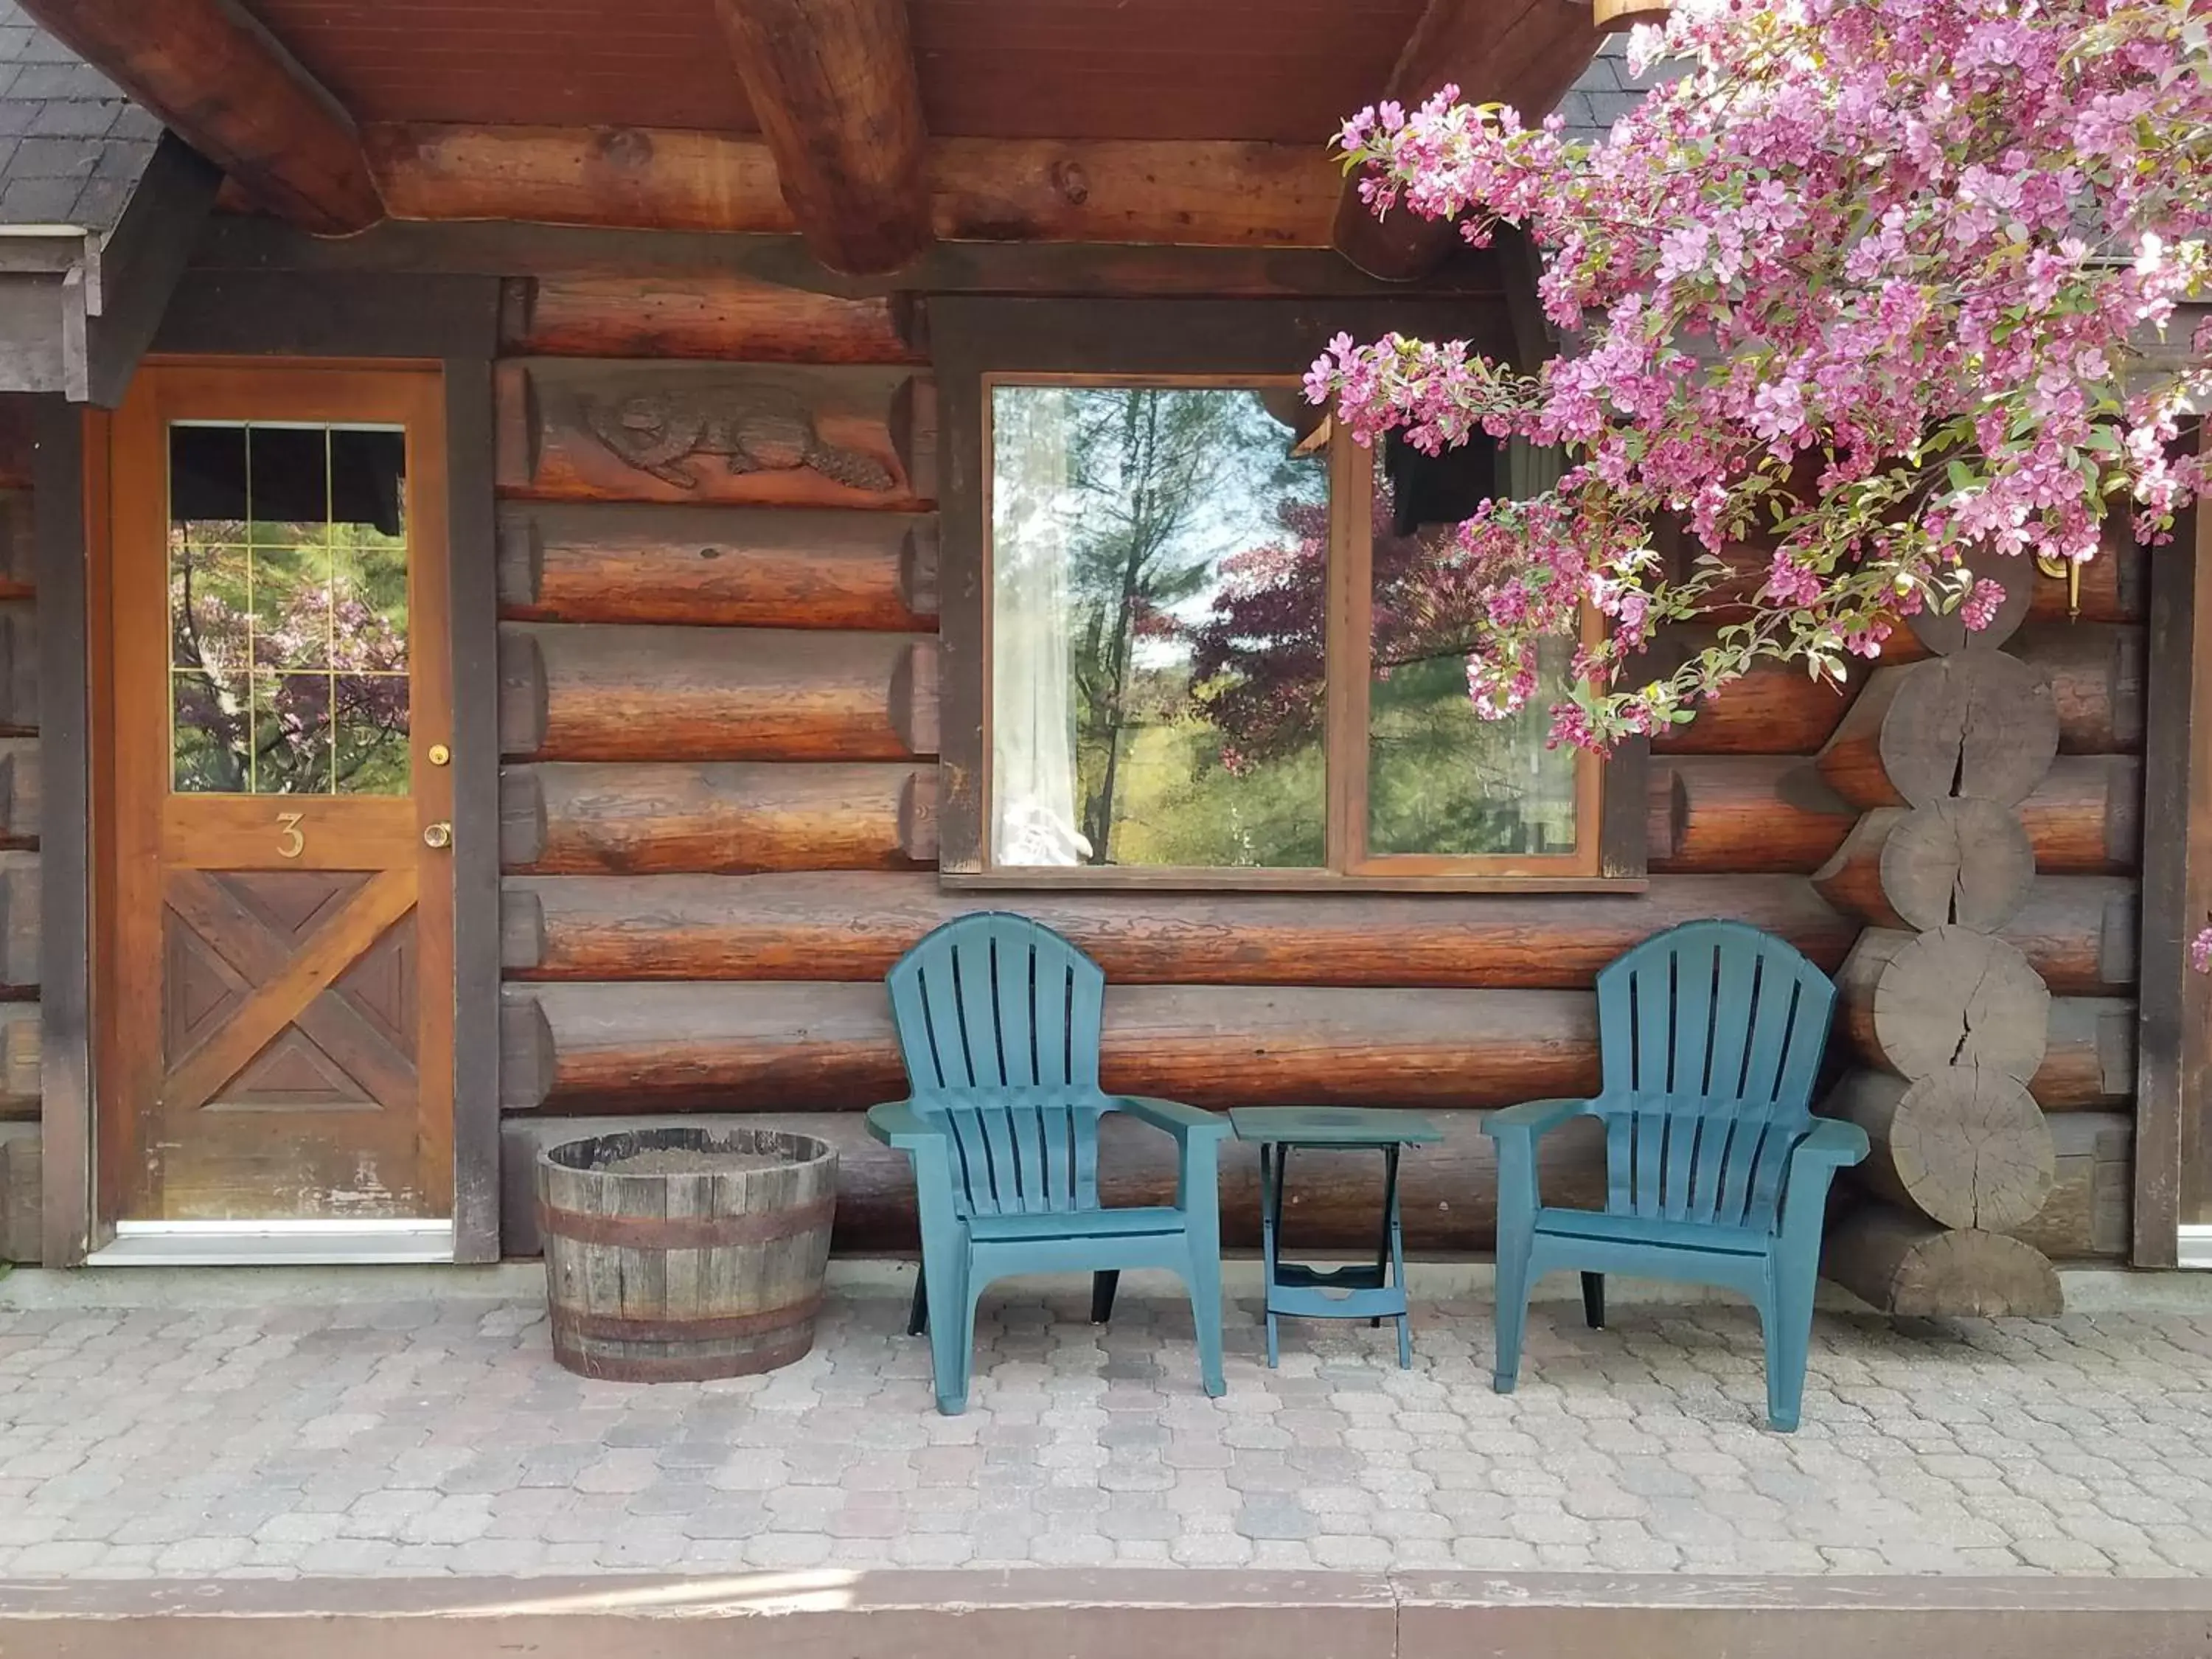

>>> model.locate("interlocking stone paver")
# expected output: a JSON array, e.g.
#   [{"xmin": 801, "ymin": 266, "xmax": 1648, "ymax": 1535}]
[{"xmin": 2, "ymin": 1288, "xmax": 2211, "ymax": 1579}]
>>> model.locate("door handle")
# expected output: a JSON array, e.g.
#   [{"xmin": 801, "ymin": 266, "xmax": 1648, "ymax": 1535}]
[{"xmin": 423, "ymin": 821, "xmax": 453, "ymax": 849}]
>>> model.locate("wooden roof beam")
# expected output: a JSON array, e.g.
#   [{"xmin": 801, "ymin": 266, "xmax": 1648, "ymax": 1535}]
[
  {"xmin": 714, "ymin": 0, "xmax": 931, "ymax": 278},
  {"xmin": 16, "ymin": 0, "xmax": 383, "ymax": 238},
  {"xmin": 1333, "ymin": 0, "xmax": 1619, "ymax": 282}
]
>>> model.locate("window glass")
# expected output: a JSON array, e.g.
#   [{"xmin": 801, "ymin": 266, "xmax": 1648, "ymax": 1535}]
[
  {"xmin": 1366, "ymin": 454, "xmax": 1579, "ymax": 858},
  {"xmin": 168, "ymin": 422, "xmax": 410, "ymax": 795},
  {"xmin": 990, "ymin": 385, "xmax": 1326, "ymax": 869}
]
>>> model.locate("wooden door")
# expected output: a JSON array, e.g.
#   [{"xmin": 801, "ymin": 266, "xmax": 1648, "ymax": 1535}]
[{"xmin": 101, "ymin": 364, "xmax": 453, "ymax": 1225}]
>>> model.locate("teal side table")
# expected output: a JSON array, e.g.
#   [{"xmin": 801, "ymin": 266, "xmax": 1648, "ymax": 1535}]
[{"xmin": 1228, "ymin": 1106, "xmax": 1441, "ymax": 1369}]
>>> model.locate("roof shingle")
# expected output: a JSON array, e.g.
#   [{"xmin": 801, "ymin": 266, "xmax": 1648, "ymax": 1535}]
[{"xmin": 0, "ymin": 0, "xmax": 158, "ymax": 229}]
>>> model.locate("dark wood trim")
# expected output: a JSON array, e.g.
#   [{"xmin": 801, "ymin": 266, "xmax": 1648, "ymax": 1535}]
[
  {"xmin": 1599, "ymin": 737, "xmax": 1651, "ymax": 880},
  {"xmin": 934, "ymin": 342, "xmax": 986, "ymax": 875},
  {"xmin": 151, "ymin": 272, "xmax": 502, "ymax": 361},
  {"xmin": 79, "ymin": 136, "xmax": 224, "ymax": 408},
  {"xmin": 2133, "ymin": 454, "xmax": 2208, "ymax": 1267},
  {"xmin": 191, "ymin": 218, "xmax": 1509, "ymax": 300},
  {"xmin": 32, "ymin": 397, "xmax": 92, "ymax": 1266},
  {"xmin": 446, "ymin": 358, "xmax": 501, "ymax": 1263},
  {"xmin": 928, "ymin": 297, "xmax": 1514, "ymax": 380}
]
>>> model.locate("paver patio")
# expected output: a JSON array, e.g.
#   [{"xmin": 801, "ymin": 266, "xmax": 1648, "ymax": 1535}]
[{"xmin": 3, "ymin": 1273, "xmax": 2211, "ymax": 1582}]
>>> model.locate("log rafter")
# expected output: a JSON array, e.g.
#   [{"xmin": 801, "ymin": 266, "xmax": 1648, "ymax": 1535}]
[
  {"xmin": 1332, "ymin": 0, "xmax": 1607, "ymax": 280},
  {"xmin": 16, "ymin": 0, "xmax": 383, "ymax": 237},
  {"xmin": 712, "ymin": 0, "xmax": 931, "ymax": 276}
]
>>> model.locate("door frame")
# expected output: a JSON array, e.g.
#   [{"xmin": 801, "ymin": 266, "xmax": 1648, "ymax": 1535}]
[{"xmin": 40, "ymin": 271, "xmax": 501, "ymax": 1265}]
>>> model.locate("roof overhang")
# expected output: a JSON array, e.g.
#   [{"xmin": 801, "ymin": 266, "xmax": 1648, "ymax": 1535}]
[{"xmin": 0, "ymin": 136, "xmax": 220, "ymax": 406}]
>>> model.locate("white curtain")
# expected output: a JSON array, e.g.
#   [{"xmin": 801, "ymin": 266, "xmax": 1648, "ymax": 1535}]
[{"xmin": 990, "ymin": 388, "xmax": 1093, "ymax": 866}]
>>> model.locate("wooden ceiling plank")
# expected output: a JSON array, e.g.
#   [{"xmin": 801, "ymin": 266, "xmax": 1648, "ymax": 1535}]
[
  {"xmin": 713, "ymin": 0, "xmax": 932, "ymax": 276},
  {"xmin": 16, "ymin": 0, "xmax": 386, "ymax": 237},
  {"xmin": 1331, "ymin": 0, "xmax": 1605, "ymax": 280}
]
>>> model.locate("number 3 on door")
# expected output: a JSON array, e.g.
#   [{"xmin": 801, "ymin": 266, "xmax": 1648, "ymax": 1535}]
[{"xmin": 275, "ymin": 811, "xmax": 305, "ymax": 859}]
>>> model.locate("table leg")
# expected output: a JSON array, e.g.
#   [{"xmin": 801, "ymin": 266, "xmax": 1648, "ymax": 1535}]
[
  {"xmin": 1261, "ymin": 1142, "xmax": 1283, "ymax": 1369},
  {"xmin": 1369, "ymin": 1144, "xmax": 1397, "ymax": 1327},
  {"xmin": 1386, "ymin": 1144, "xmax": 1412, "ymax": 1369}
]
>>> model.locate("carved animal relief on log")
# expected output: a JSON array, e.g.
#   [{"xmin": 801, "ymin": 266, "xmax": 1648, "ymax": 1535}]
[{"xmin": 582, "ymin": 389, "xmax": 894, "ymax": 494}]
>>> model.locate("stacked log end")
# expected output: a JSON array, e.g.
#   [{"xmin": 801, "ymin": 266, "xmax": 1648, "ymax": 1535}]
[{"xmin": 1813, "ymin": 570, "xmax": 2065, "ymax": 1316}]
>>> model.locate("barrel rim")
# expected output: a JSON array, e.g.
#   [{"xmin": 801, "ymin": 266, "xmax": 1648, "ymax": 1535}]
[{"xmin": 538, "ymin": 1125, "xmax": 838, "ymax": 1179}]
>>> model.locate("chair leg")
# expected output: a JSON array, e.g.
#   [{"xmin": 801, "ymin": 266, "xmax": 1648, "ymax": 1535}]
[
  {"xmin": 1187, "ymin": 1250, "xmax": 1226, "ymax": 1399},
  {"xmin": 922, "ymin": 1252, "xmax": 975, "ymax": 1416},
  {"xmin": 1580, "ymin": 1272, "xmax": 1606, "ymax": 1331},
  {"xmin": 1761, "ymin": 1260, "xmax": 1818, "ymax": 1433},
  {"xmin": 1091, "ymin": 1270, "xmax": 1120, "ymax": 1325},
  {"xmin": 906, "ymin": 1272, "xmax": 928, "ymax": 1337},
  {"xmin": 1492, "ymin": 1235, "xmax": 1534, "ymax": 1394}
]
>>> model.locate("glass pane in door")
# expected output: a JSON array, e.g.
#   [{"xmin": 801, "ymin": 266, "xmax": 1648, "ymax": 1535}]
[{"xmin": 168, "ymin": 422, "xmax": 411, "ymax": 795}]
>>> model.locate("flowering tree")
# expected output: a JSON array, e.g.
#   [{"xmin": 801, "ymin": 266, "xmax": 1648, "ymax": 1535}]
[{"xmin": 1309, "ymin": 0, "xmax": 2211, "ymax": 757}]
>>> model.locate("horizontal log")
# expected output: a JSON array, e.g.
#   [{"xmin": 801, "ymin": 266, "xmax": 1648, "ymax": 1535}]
[
  {"xmin": 502, "ymin": 763, "xmax": 936, "ymax": 874},
  {"xmin": 1645, "ymin": 756, "xmax": 1857, "ymax": 874},
  {"xmin": 1680, "ymin": 532, "xmax": 2144, "ymax": 630},
  {"xmin": 1823, "ymin": 1066, "xmax": 2053, "ymax": 1233},
  {"xmin": 498, "ymin": 872, "xmax": 1859, "ymax": 986},
  {"xmin": 498, "ymin": 982, "xmax": 1604, "ymax": 1113},
  {"xmin": 0, "ymin": 1002, "xmax": 36, "ymax": 1117},
  {"xmin": 2017, "ymin": 755, "xmax": 2140, "ymax": 875},
  {"xmin": 1647, "ymin": 658, "xmax": 1857, "ymax": 756},
  {"xmin": 1996, "ymin": 875, "xmax": 2137, "ymax": 996},
  {"xmin": 501, "ymin": 274, "xmax": 923, "ymax": 364},
  {"xmin": 0, "ymin": 850, "xmax": 34, "ymax": 994},
  {"xmin": 498, "ymin": 625, "xmax": 939, "ymax": 762},
  {"xmin": 1837, "ymin": 926, "xmax": 2048, "ymax": 1085},
  {"xmin": 495, "ymin": 359, "xmax": 935, "ymax": 509},
  {"xmin": 1822, "ymin": 1205, "xmax": 2062, "ymax": 1316},
  {"xmin": 0, "ymin": 601, "xmax": 35, "ymax": 733},
  {"xmin": 2010, "ymin": 1110, "xmax": 2132, "ymax": 1262},
  {"xmin": 2011, "ymin": 623, "xmax": 2146, "ymax": 754},
  {"xmin": 1644, "ymin": 753, "xmax": 2138, "ymax": 877},
  {"xmin": 1816, "ymin": 655, "xmax": 2058, "ymax": 810},
  {"xmin": 371, "ymin": 127, "xmax": 1343, "ymax": 248},
  {"xmin": 1812, "ymin": 800, "xmax": 2034, "ymax": 933},
  {"xmin": 498, "ymin": 1107, "xmax": 1610, "ymax": 1259},
  {"xmin": 0, "ymin": 737, "xmax": 37, "ymax": 846},
  {"xmin": 496, "ymin": 502, "xmax": 937, "ymax": 629},
  {"xmin": 2031, "ymin": 997, "xmax": 2136, "ymax": 1110},
  {"xmin": 0, "ymin": 1121, "xmax": 37, "ymax": 1262}
]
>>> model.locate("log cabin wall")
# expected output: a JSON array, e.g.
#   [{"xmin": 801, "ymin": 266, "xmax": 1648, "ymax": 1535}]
[
  {"xmin": 487, "ymin": 268, "xmax": 2148, "ymax": 1269},
  {"xmin": 0, "ymin": 398, "xmax": 44, "ymax": 1262}
]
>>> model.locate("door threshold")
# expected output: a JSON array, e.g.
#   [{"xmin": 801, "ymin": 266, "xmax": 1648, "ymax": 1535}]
[
  {"xmin": 86, "ymin": 1220, "xmax": 456, "ymax": 1267},
  {"xmin": 2179, "ymin": 1225, "xmax": 2212, "ymax": 1270}
]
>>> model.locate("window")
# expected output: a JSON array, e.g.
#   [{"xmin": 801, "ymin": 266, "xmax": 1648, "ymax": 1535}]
[
  {"xmin": 933, "ymin": 298, "xmax": 1641, "ymax": 892},
  {"xmin": 167, "ymin": 420, "xmax": 411, "ymax": 795},
  {"xmin": 981, "ymin": 378, "xmax": 1606, "ymax": 886}
]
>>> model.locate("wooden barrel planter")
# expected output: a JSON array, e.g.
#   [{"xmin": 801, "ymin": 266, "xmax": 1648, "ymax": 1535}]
[{"xmin": 537, "ymin": 1126, "xmax": 837, "ymax": 1382}]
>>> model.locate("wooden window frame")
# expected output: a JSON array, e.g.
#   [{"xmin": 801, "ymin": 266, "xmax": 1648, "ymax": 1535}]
[{"xmin": 932, "ymin": 296, "xmax": 1646, "ymax": 894}]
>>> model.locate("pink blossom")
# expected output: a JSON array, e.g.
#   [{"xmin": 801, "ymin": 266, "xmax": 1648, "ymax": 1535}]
[
  {"xmin": 2194, "ymin": 927, "xmax": 2212, "ymax": 975},
  {"xmin": 1308, "ymin": 0, "xmax": 2212, "ymax": 751}
]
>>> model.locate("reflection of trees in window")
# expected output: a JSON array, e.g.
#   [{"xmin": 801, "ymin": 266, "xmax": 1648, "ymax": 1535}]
[
  {"xmin": 1189, "ymin": 481, "xmax": 1573, "ymax": 859},
  {"xmin": 170, "ymin": 521, "xmax": 409, "ymax": 796},
  {"xmin": 1043, "ymin": 388, "xmax": 1317, "ymax": 864}
]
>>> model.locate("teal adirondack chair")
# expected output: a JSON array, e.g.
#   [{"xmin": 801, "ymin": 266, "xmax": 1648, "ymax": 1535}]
[
  {"xmin": 1485, "ymin": 919, "xmax": 1868, "ymax": 1431},
  {"xmin": 867, "ymin": 913, "xmax": 1231, "ymax": 1415}
]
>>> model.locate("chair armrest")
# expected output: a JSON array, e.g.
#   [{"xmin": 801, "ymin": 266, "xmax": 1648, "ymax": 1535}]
[
  {"xmin": 1483, "ymin": 1098, "xmax": 1590, "ymax": 1142},
  {"xmin": 1115, "ymin": 1096, "xmax": 1231, "ymax": 1144},
  {"xmin": 1792, "ymin": 1118, "xmax": 1870, "ymax": 1168},
  {"xmin": 865, "ymin": 1100, "xmax": 943, "ymax": 1150}
]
